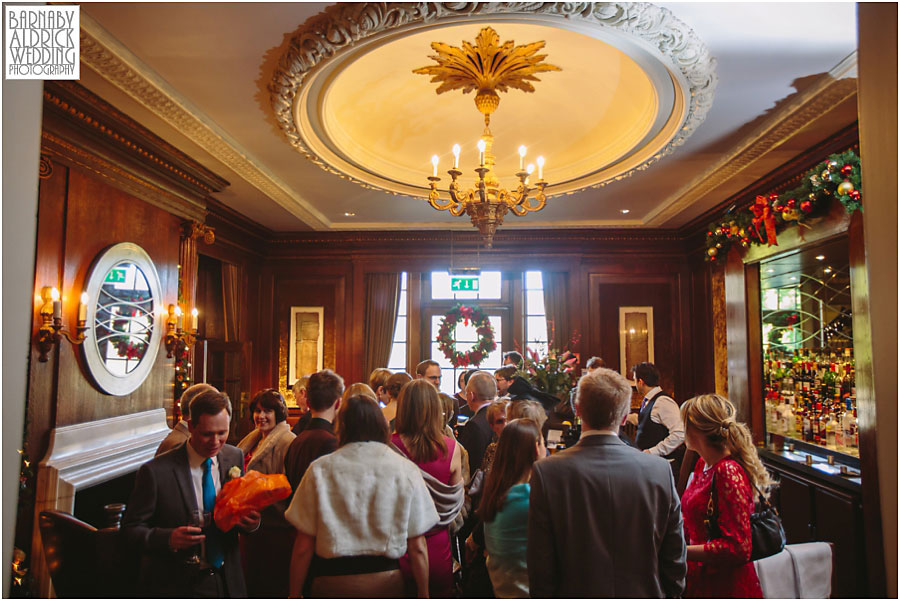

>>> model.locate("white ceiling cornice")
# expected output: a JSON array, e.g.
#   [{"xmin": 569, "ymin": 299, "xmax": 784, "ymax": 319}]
[
  {"xmin": 645, "ymin": 52, "xmax": 858, "ymax": 227},
  {"xmin": 79, "ymin": 13, "xmax": 333, "ymax": 230}
]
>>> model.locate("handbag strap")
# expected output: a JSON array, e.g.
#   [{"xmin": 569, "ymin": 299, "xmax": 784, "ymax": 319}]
[
  {"xmin": 730, "ymin": 456, "xmax": 777, "ymax": 512},
  {"xmin": 704, "ymin": 470, "xmax": 719, "ymax": 539}
]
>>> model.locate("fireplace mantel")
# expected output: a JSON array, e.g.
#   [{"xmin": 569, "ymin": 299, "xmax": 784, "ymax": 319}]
[{"xmin": 33, "ymin": 409, "xmax": 169, "ymax": 597}]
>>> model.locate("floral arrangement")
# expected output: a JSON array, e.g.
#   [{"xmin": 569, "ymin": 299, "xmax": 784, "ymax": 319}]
[
  {"xmin": 519, "ymin": 329, "xmax": 581, "ymax": 399},
  {"xmin": 436, "ymin": 303, "xmax": 496, "ymax": 368},
  {"xmin": 705, "ymin": 150, "xmax": 862, "ymax": 261}
]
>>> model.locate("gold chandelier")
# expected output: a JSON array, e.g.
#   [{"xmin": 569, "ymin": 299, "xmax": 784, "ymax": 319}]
[{"xmin": 414, "ymin": 27, "xmax": 561, "ymax": 247}]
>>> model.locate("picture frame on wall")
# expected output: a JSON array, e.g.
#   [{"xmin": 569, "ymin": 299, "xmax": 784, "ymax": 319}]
[
  {"xmin": 288, "ymin": 306, "xmax": 324, "ymax": 386},
  {"xmin": 619, "ymin": 306, "xmax": 654, "ymax": 384}
]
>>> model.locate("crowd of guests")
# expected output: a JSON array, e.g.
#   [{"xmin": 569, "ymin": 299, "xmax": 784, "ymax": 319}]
[{"xmin": 124, "ymin": 354, "xmax": 774, "ymax": 598}]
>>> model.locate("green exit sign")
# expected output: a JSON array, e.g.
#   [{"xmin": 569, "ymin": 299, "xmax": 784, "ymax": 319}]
[
  {"xmin": 451, "ymin": 276, "xmax": 479, "ymax": 291},
  {"xmin": 105, "ymin": 268, "xmax": 127, "ymax": 283}
]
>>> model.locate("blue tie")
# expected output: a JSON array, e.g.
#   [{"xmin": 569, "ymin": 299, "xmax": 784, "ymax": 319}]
[{"xmin": 202, "ymin": 458, "xmax": 224, "ymax": 568}]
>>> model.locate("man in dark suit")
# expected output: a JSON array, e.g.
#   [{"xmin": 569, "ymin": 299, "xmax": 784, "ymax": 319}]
[
  {"xmin": 456, "ymin": 370, "xmax": 497, "ymax": 474},
  {"xmin": 527, "ymin": 367, "xmax": 686, "ymax": 598},
  {"xmin": 122, "ymin": 390, "xmax": 260, "ymax": 598},
  {"xmin": 283, "ymin": 369, "xmax": 342, "ymax": 494}
]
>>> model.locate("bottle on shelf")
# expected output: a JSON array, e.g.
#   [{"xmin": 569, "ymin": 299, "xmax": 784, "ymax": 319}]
[
  {"xmin": 802, "ymin": 407, "xmax": 812, "ymax": 443},
  {"xmin": 781, "ymin": 403, "xmax": 795, "ymax": 437},
  {"xmin": 825, "ymin": 411, "xmax": 838, "ymax": 448},
  {"xmin": 763, "ymin": 344, "xmax": 858, "ymax": 455},
  {"xmin": 811, "ymin": 402, "xmax": 821, "ymax": 445}
]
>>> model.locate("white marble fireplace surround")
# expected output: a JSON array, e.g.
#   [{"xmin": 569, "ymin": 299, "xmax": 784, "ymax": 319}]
[{"xmin": 32, "ymin": 408, "xmax": 169, "ymax": 597}]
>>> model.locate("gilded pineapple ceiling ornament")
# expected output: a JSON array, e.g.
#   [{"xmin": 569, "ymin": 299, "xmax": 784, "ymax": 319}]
[
  {"xmin": 414, "ymin": 27, "xmax": 561, "ymax": 248},
  {"xmin": 413, "ymin": 27, "xmax": 561, "ymax": 127}
]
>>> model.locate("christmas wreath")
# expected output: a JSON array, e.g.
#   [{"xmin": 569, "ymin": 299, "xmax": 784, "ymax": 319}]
[{"xmin": 436, "ymin": 304, "xmax": 496, "ymax": 368}]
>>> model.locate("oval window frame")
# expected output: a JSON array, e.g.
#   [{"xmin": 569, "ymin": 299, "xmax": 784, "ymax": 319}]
[{"xmin": 82, "ymin": 242, "xmax": 164, "ymax": 396}]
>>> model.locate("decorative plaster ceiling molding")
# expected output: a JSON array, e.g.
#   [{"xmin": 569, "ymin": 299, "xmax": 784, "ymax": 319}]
[
  {"xmin": 645, "ymin": 52, "xmax": 858, "ymax": 227},
  {"xmin": 270, "ymin": 2, "xmax": 717, "ymax": 199},
  {"xmin": 267, "ymin": 229, "xmax": 683, "ymax": 245},
  {"xmin": 41, "ymin": 131, "xmax": 206, "ymax": 222},
  {"xmin": 78, "ymin": 14, "xmax": 332, "ymax": 230},
  {"xmin": 327, "ymin": 218, "xmax": 645, "ymax": 230}
]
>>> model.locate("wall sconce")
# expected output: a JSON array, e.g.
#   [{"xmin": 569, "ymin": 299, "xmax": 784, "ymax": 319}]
[
  {"xmin": 165, "ymin": 304, "xmax": 199, "ymax": 358},
  {"xmin": 36, "ymin": 286, "xmax": 89, "ymax": 362}
]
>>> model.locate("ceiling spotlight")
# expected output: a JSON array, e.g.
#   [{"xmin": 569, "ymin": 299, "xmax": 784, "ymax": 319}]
[
  {"xmin": 824, "ymin": 267, "xmax": 832, "ymax": 274},
  {"xmin": 766, "ymin": 269, "xmax": 775, "ymax": 273},
  {"xmin": 790, "ymin": 276, "xmax": 797, "ymax": 281},
  {"xmin": 816, "ymin": 255, "xmax": 825, "ymax": 261},
  {"xmin": 620, "ymin": 209, "xmax": 630, "ymax": 214},
  {"xmin": 344, "ymin": 212, "xmax": 356, "ymax": 217}
]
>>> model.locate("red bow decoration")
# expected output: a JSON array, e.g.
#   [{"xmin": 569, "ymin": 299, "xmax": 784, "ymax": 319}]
[{"xmin": 750, "ymin": 195, "xmax": 778, "ymax": 247}]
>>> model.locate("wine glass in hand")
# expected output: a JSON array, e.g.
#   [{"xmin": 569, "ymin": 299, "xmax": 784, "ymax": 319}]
[{"xmin": 185, "ymin": 509, "xmax": 206, "ymax": 564}]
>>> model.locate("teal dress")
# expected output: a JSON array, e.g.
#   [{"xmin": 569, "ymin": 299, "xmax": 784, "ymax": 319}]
[{"xmin": 484, "ymin": 483, "xmax": 530, "ymax": 598}]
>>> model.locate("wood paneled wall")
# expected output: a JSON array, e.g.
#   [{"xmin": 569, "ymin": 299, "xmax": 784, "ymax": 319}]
[
  {"xmin": 24, "ymin": 81, "xmax": 228, "ymax": 486},
  {"xmin": 25, "ymin": 160, "xmax": 181, "ymax": 463},
  {"xmin": 205, "ymin": 225, "xmax": 716, "ymax": 403}
]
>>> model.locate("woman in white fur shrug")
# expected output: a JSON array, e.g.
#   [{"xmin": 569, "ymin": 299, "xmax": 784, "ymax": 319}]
[{"xmin": 285, "ymin": 394, "xmax": 437, "ymax": 598}]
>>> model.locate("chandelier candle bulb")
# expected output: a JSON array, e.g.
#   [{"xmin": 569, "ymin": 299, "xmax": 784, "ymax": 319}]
[
  {"xmin": 537, "ymin": 156, "xmax": 545, "ymax": 180},
  {"xmin": 413, "ymin": 27, "xmax": 559, "ymax": 246},
  {"xmin": 431, "ymin": 155, "xmax": 439, "ymax": 177},
  {"xmin": 452, "ymin": 144, "xmax": 460, "ymax": 169}
]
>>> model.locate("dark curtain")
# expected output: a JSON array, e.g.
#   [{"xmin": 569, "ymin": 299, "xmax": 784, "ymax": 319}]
[
  {"xmin": 542, "ymin": 272, "xmax": 571, "ymax": 349},
  {"xmin": 222, "ymin": 263, "xmax": 241, "ymax": 342},
  {"xmin": 364, "ymin": 273, "xmax": 401, "ymax": 377}
]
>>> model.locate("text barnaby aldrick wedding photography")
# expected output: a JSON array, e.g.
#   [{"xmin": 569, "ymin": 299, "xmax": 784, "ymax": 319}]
[{"xmin": 5, "ymin": 6, "xmax": 79, "ymax": 79}]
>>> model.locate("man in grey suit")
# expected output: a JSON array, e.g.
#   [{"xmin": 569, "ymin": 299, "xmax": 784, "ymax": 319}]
[
  {"xmin": 527, "ymin": 367, "xmax": 686, "ymax": 598},
  {"xmin": 122, "ymin": 390, "xmax": 260, "ymax": 597}
]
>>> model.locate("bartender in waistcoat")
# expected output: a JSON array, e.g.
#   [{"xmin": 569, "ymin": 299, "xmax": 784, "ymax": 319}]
[{"xmin": 627, "ymin": 362, "xmax": 685, "ymax": 477}]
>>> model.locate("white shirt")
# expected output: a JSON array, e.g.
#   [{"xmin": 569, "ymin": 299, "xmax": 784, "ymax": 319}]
[
  {"xmin": 580, "ymin": 429, "xmax": 620, "ymax": 439},
  {"xmin": 639, "ymin": 386, "xmax": 685, "ymax": 457},
  {"xmin": 185, "ymin": 441, "xmax": 222, "ymax": 511}
]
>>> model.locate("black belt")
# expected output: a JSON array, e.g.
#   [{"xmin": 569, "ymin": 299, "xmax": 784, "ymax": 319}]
[{"xmin": 310, "ymin": 554, "xmax": 399, "ymax": 577}]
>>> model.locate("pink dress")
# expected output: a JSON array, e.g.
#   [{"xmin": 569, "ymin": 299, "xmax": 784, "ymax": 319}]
[
  {"xmin": 392, "ymin": 434, "xmax": 455, "ymax": 598},
  {"xmin": 681, "ymin": 458, "xmax": 764, "ymax": 598}
]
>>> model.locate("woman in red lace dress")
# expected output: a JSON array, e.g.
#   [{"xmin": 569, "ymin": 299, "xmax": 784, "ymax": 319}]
[{"xmin": 680, "ymin": 394, "xmax": 773, "ymax": 598}]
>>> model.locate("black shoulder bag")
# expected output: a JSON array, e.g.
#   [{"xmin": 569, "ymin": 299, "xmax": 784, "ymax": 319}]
[{"xmin": 704, "ymin": 469, "xmax": 786, "ymax": 561}]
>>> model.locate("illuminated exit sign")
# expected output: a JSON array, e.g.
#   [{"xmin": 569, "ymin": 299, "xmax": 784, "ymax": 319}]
[{"xmin": 451, "ymin": 276, "xmax": 479, "ymax": 292}]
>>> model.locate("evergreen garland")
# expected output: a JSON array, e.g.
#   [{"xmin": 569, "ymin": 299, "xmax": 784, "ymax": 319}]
[{"xmin": 705, "ymin": 151, "xmax": 862, "ymax": 261}]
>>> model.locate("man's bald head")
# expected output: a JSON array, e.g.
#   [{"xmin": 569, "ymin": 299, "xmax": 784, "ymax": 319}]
[{"xmin": 466, "ymin": 370, "xmax": 498, "ymax": 413}]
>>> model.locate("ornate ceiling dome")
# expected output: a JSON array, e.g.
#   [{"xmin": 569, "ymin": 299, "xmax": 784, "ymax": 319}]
[{"xmin": 270, "ymin": 2, "xmax": 717, "ymax": 200}]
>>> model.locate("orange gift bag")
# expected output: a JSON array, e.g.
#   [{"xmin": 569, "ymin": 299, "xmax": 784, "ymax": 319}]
[{"xmin": 214, "ymin": 470, "xmax": 292, "ymax": 532}]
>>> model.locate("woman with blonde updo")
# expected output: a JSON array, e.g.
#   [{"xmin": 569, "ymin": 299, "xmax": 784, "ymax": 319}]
[{"xmin": 680, "ymin": 394, "xmax": 771, "ymax": 598}]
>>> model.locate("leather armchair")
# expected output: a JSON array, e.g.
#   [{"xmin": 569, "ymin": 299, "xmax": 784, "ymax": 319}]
[{"xmin": 38, "ymin": 506, "xmax": 134, "ymax": 598}]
